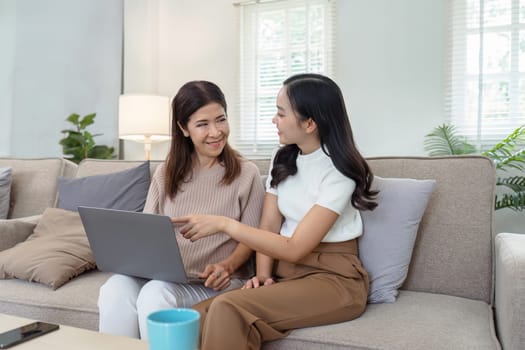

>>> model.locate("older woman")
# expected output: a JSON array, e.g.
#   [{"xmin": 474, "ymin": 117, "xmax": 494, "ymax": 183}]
[{"xmin": 97, "ymin": 81, "xmax": 264, "ymax": 339}]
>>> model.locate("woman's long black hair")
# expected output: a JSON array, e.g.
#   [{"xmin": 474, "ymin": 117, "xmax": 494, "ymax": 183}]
[{"xmin": 270, "ymin": 73, "xmax": 378, "ymax": 211}]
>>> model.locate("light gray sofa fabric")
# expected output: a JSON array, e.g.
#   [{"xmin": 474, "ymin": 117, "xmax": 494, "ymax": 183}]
[
  {"xmin": 495, "ymin": 232, "xmax": 525, "ymax": 350},
  {"xmin": 0, "ymin": 158, "xmax": 77, "ymax": 219},
  {"xmin": 0, "ymin": 271, "xmax": 111, "ymax": 331},
  {"xmin": 264, "ymin": 291, "xmax": 499, "ymax": 350},
  {"xmin": 365, "ymin": 156, "xmax": 495, "ymax": 303},
  {"xmin": 75, "ymin": 158, "xmax": 162, "ymax": 178},
  {"xmin": 0, "ymin": 156, "xmax": 522, "ymax": 350}
]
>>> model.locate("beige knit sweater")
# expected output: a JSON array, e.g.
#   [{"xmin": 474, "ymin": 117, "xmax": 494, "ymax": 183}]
[{"xmin": 143, "ymin": 160, "xmax": 264, "ymax": 279}]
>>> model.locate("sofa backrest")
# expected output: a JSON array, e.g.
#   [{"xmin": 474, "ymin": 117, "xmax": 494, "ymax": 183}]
[
  {"xmin": 0, "ymin": 158, "xmax": 77, "ymax": 219},
  {"xmin": 76, "ymin": 156, "xmax": 496, "ymax": 303},
  {"xmin": 76, "ymin": 158, "xmax": 161, "ymax": 178},
  {"xmin": 367, "ymin": 156, "xmax": 495, "ymax": 303}
]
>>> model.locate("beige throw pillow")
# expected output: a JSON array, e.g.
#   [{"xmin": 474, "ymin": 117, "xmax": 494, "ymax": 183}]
[
  {"xmin": 0, "ymin": 219, "xmax": 37, "ymax": 250},
  {"xmin": 0, "ymin": 208, "xmax": 96, "ymax": 289}
]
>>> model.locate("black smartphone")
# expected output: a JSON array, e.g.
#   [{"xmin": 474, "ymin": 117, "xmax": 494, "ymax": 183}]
[{"xmin": 0, "ymin": 321, "xmax": 60, "ymax": 349}]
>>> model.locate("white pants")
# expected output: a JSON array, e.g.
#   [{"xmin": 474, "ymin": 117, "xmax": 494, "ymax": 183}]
[{"xmin": 98, "ymin": 274, "xmax": 244, "ymax": 339}]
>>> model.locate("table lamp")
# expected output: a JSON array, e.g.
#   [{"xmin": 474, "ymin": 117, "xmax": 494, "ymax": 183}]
[{"xmin": 118, "ymin": 94, "xmax": 171, "ymax": 160}]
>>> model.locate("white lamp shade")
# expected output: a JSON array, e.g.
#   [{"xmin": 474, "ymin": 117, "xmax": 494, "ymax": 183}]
[{"xmin": 118, "ymin": 94, "xmax": 171, "ymax": 142}]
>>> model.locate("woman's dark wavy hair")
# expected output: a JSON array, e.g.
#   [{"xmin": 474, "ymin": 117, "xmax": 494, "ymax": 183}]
[
  {"xmin": 165, "ymin": 80, "xmax": 241, "ymax": 198},
  {"xmin": 270, "ymin": 73, "xmax": 378, "ymax": 211}
]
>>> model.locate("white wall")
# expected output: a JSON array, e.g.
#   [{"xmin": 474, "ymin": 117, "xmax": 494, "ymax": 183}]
[
  {"xmin": 0, "ymin": 0, "xmax": 123, "ymax": 158},
  {"xmin": 497, "ymin": 208, "xmax": 525, "ymax": 235},
  {"xmin": 337, "ymin": 0, "xmax": 444, "ymax": 156},
  {"xmin": 0, "ymin": 1, "xmax": 16, "ymax": 156},
  {"xmin": 121, "ymin": 0, "xmax": 239, "ymax": 161}
]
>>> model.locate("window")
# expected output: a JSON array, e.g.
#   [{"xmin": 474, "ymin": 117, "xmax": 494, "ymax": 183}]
[
  {"xmin": 232, "ymin": 0, "xmax": 336, "ymax": 158},
  {"xmin": 446, "ymin": 0, "xmax": 525, "ymax": 149}
]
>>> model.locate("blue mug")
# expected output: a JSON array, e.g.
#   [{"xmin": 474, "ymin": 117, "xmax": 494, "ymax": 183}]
[{"xmin": 147, "ymin": 308, "xmax": 200, "ymax": 350}]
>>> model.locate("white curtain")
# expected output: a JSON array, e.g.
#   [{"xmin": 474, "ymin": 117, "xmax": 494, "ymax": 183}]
[
  {"xmin": 232, "ymin": 0, "xmax": 336, "ymax": 158},
  {"xmin": 446, "ymin": 0, "xmax": 525, "ymax": 149}
]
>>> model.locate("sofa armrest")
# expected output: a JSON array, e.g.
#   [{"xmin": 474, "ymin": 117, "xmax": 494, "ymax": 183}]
[
  {"xmin": 495, "ymin": 232, "xmax": 525, "ymax": 350},
  {"xmin": 0, "ymin": 215, "xmax": 41, "ymax": 251}
]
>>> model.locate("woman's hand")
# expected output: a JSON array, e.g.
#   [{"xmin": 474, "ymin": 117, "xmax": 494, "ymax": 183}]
[
  {"xmin": 199, "ymin": 264, "xmax": 231, "ymax": 291},
  {"xmin": 242, "ymin": 276, "xmax": 275, "ymax": 289},
  {"xmin": 172, "ymin": 215, "xmax": 231, "ymax": 241}
]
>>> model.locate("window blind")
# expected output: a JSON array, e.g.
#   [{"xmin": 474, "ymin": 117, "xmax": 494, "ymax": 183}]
[
  {"xmin": 446, "ymin": 0, "xmax": 525, "ymax": 149},
  {"xmin": 232, "ymin": 0, "xmax": 336, "ymax": 158}
]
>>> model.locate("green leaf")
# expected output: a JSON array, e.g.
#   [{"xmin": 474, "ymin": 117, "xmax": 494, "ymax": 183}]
[
  {"xmin": 59, "ymin": 112, "xmax": 114, "ymax": 164},
  {"xmin": 60, "ymin": 129, "xmax": 81, "ymax": 134},
  {"xmin": 486, "ymin": 148, "xmax": 525, "ymax": 171},
  {"xmin": 424, "ymin": 123, "xmax": 525, "ymax": 211},
  {"xmin": 88, "ymin": 145, "xmax": 115, "ymax": 159},
  {"xmin": 495, "ymin": 192, "xmax": 525, "ymax": 211},
  {"xmin": 83, "ymin": 130, "xmax": 94, "ymax": 141},
  {"xmin": 66, "ymin": 113, "xmax": 80, "ymax": 125},
  {"xmin": 496, "ymin": 176, "xmax": 525, "ymax": 192},
  {"xmin": 59, "ymin": 138, "xmax": 82, "ymax": 147},
  {"xmin": 79, "ymin": 113, "xmax": 96, "ymax": 130},
  {"xmin": 424, "ymin": 124, "xmax": 477, "ymax": 156},
  {"xmin": 482, "ymin": 125, "xmax": 525, "ymax": 170},
  {"xmin": 67, "ymin": 133, "xmax": 87, "ymax": 144}
]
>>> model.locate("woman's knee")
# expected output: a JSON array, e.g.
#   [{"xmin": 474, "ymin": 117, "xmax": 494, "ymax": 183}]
[
  {"xmin": 98, "ymin": 274, "xmax": 144, "ymax": 308},
  {"xmin": 137, "ymin": 280, "xmax": 174, "ymax": 311},
  {"xmin": 207, "ymin": 291, "xmax": 240, "ymax": 315}
]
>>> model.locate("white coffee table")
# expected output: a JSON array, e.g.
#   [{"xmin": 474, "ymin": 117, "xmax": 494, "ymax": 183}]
[{"xmin": 0, "ymin": 314, "xmax": 148, "ymax": 349}]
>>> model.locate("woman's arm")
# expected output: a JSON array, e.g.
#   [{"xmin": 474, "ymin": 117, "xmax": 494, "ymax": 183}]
[
  {"xmin": 221, "ymin": 165, "xmax": 266, "ymax": 273},
  {"xmin": 243, "ymin": 194, "xmax": 283, "ymax": 288},
  {"xmin": 174, "ymin": 201, "xmax": 339, "ymax": 263},
  {"xmin": 256, "ymin": 194, "xmax": 282, "ymax": 274}
]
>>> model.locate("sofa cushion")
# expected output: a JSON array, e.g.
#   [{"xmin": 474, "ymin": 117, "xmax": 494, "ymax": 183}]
[
  {"xmin": 0, "ymin": 219, "xmax": 37, "ymax": 251},
  {"xmin": 0, "ymin": 270, "xmax": 111, "ymax": 331},
  {"xmin": 359, "ymin": 176, "xmax": 435, "ymax": 303},
  {"xmin": 0, "ymin": 208, "xmax": 96, "ymax": 289},
  {"xmin": 495, "ymin": 232, "xmax": 525, "ymax": 350},
  {"xmin": 262, "ymin": 290, "xmax": 499, "ymax": 350},
  {"xmin": 57, "ymin": 160, "xmax": 150, "ymax": 212},
  {"xmin": 367, "ymin": 156, "xmax": 495, "ymax": 303},
  {"xmin": 0, "ymin": 167, "xmax": 12, "ymax": 219}
]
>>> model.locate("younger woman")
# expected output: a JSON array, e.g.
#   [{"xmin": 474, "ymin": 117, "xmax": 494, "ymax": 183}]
[
  {"xmin": 175, "ymin": 73, "xmax": 378, "ymax": 349},
  {"xmin": 98, "ymin": 81, "xmax": 265, "ymax": 339}
]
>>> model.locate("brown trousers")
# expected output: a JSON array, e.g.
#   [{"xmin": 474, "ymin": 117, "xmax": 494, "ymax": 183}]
[{"xmin": 193, "ymin": 239, "xmax": 369, "ymax": 350}]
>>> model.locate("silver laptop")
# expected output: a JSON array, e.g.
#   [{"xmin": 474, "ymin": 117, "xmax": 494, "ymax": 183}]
[{"xmin": 78, "ymin": 206, "xmax": 200, "ymax": 284}]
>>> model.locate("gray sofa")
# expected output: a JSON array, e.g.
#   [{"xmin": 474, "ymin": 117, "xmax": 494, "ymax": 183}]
[{"xmin": 0, "ymin": 156, "xmax": 524, "ymax": 350}]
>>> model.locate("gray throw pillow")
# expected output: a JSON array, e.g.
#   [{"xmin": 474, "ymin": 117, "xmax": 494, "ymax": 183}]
[
  {"xmin": 0, "ymin": 167, "xmax": 12, "ymax": 219},
  {"xmin": 359, "ymin": 176, "xmax": 436, "ymax": 304},
  {"xmin": 57, "ymin": 161, "xmax": 150, "ymax": 212}
]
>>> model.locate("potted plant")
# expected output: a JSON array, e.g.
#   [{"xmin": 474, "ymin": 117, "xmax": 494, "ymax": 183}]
[
  {"xmin": 59, "ymin": 113, "xmax": 116, "ymax": 164},
  {"xmin": 424, "ymin": 124, "xmax": 525, "ymax": 211}
]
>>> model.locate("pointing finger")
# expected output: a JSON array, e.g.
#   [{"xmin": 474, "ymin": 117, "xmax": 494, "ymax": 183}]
[{"xmin": 171, "ymin": 216, "xmax": 190, "ymax": 224}]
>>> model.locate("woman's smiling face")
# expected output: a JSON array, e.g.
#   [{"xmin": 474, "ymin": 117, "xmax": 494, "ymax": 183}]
[{"xmin": 179, "ymin": 102, "xmax": 230, "ymax": 165}]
